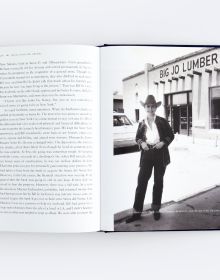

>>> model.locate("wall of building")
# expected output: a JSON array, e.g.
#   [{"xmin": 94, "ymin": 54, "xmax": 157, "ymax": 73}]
[
  {"xmin": 123, "ymin": 47, "xmax": 220, "ymax": 139},
  {"xmin": 123, "ymin": 72, "xmax": 146, "ymax": 121},
  {"xmin": 123, "ymin": 64, "xmax": 153, "ymax": 121},
  {"xmin": 148, "ymin": 48, "xmax": 220, "ymax": 138}
]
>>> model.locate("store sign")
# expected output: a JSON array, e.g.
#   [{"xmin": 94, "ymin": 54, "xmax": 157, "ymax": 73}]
[{"xmin": 160, "ymin": 52, "xmax": 218, "ymax": 78}]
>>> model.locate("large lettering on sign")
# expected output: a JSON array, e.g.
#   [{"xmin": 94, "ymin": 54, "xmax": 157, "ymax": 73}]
[{"xmin": 160, "ymin": 53, "xmax": 218, "ymax": 78}]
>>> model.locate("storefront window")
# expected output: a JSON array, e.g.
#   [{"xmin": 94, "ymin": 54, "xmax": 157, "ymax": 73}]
[
  {"xmin": 165, "ymin": 91, "xmax": 192, "ymax": 135},
  {"xmin": 172, "ymin": 93, "xmax": 187, "ymax": 105},
  {"xmin": 210, "ymin": 87, "xmax": 220, "ymax": 129}
]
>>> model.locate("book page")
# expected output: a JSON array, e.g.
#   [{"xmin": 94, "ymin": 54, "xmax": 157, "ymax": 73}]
[
  {"xmin": 100, "ymin": 45, "xmax": 220, "ymax": 232},
  {"xmin": 0, "ymin": 45, "xmax": 100, "ymax": 232}
]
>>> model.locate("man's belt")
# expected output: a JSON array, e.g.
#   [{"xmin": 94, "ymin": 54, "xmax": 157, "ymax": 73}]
[{"xmin": 147, "ymin": 144, "xmax": 155, "ymax": 149}]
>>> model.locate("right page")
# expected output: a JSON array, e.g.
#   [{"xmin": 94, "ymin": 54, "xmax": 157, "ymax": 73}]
[{"xmin": 100, "ymin": 45, "xmax": 220, "ymax": 231}]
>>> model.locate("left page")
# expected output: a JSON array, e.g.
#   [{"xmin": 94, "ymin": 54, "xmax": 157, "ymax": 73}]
[{"xmin": 0, "ymin": 45, "xmax": 100, "ymax": 232}]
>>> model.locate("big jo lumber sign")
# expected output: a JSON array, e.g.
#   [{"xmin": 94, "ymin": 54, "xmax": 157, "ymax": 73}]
[{"xmin": 160, "ymin": 52, "xmax": 218, "ymax": 78}]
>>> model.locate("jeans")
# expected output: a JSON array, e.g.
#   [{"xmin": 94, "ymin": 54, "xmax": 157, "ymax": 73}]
[{"xmin": 133, "ymin": 148, "xmax": 166, "ymax": 212}]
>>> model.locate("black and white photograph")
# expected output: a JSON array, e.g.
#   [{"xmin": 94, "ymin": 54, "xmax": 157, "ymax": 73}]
[{"xmin": 107, "ymin": 46, "xmax": 220, "ymax": 231}]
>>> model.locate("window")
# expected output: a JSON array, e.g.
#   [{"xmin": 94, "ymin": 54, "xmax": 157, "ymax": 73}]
[
  {"xmin": 113, "ymin": 115, "xmax": 132, "ymax": 126},
  {"xmin": 172, "ymin": 93, "xmax": 187, "ymax": 105},
  {"xmin": 135, "ymin": 109, "xmax": 139, "ymax": 122},
  {"xmin": 165, "ymin": 91, "xmax": 192, "ymax": 135},
  {"xmin": 210, "ymin": 87, "xmax": 220, "ymax": 129}
]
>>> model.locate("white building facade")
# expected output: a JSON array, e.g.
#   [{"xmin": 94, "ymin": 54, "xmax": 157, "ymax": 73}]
[{"xmin": 123, "ymin": 47, "xmax": 220, "ymax": 138}]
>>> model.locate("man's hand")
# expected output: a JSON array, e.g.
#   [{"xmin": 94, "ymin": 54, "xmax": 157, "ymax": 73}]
[
  {"xmin": 141, "ymin": 142, "xmax": 149, "ymax": 151},
  {"xmin": 153, "ymin": 141, "xmax": 165, "ymax": 149}
]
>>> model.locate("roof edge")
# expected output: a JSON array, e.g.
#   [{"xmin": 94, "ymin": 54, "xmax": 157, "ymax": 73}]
[
  {"xmin": 122, "ymin": 70, "xmax": 145, "ymax": 82},
  {"xmin": 148, "ymin": 47, "xmax": 218, "ymax": 71}
]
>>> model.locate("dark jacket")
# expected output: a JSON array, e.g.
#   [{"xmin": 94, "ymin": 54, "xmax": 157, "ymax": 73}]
[{"xmin": 136, "ymin": 116, "xmax": 174, "ymax": 167}]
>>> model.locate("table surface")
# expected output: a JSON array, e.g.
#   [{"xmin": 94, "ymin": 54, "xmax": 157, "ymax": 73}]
[{"xmin": 0, "ymin": 0, "xmax": 220, "ymax": 279}]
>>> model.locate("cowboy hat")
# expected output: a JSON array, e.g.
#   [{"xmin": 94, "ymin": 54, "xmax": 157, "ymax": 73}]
[{"xmin": 140, "ymin": 94, "xmax": 161, "ymax": 108}]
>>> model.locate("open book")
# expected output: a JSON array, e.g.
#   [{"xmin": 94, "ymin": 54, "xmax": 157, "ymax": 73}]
[{"xmin": 0, "ymin": 44, "xmax": 220, "ymax": 232}]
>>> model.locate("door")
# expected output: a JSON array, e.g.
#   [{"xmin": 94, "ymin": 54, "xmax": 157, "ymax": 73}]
[
  {"xmin": 172, "ymin": 106, "xmax": 180, "ymax": 134},
  {"xmin": 165, "ymin": 91, "xmax": 192, "ymax": 136},
  {"xmin": 179, "ymin": 106, "xmax": 188, "ymax": 135}
]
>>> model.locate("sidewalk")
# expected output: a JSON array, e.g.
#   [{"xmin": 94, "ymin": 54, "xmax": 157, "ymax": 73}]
[
  {"xmin": 112, "ymin": 134, "xmax": 220, "ymax": 216},
  {"xmin": 114, "ymin": 185, "xmax": 220, "ymax": 231}
]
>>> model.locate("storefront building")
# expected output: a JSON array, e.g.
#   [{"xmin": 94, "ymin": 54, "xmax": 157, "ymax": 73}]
[
  {"xmin": 113, "ymin": 92, "xmax": 124, "ymax": 113},
  {"xmin": 123, "ymin": 47, "xmax": 220, "ymax": 139}
]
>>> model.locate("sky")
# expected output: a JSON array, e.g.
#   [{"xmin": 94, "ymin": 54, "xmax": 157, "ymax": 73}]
[{"xmin": 101, "ymin": 46, "xmax": 203, "ymax": 95}]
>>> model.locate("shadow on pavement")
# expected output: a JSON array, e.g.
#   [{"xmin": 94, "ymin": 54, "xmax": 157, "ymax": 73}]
[{"xmin": 114, "ymin": 185, "xmax": 220, "ymax": 231}]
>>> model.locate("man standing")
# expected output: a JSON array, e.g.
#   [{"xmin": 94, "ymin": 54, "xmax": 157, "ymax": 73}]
[{"xmin": 126, "ymin": 95, "xmax": 174, "ymax": 223}]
